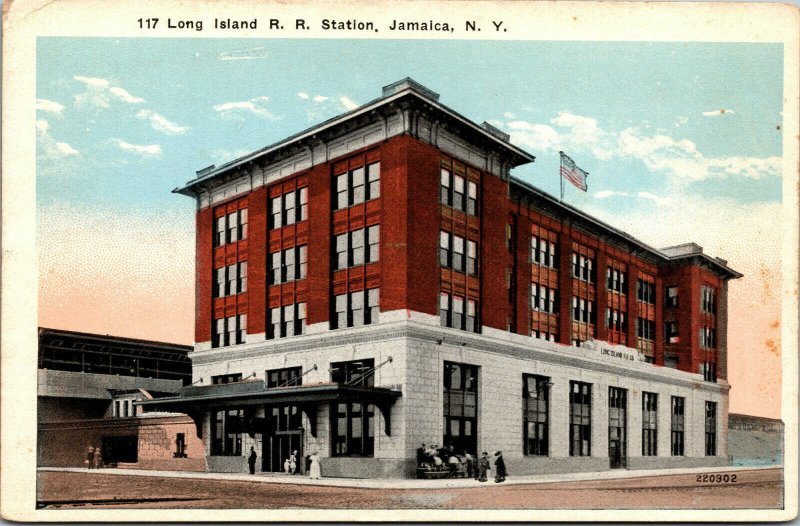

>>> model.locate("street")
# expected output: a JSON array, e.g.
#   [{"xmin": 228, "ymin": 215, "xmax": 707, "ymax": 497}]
[{"xmin": 37, "ymin": 467, "xmax": 782, "ymax": 510}]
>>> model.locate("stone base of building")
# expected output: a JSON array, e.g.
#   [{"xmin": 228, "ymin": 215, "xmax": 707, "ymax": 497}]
[{"xmin": 320, "ymin": 457, "xmax": 415, "ymax": 479}]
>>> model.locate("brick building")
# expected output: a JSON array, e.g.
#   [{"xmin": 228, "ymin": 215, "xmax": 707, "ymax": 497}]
[
  {"xmin": 37, "ymin": 328, "xmax": 202, "ymax": 470},
  {"xmin": 143, "ymin": 79, "xmax": 741, "ymax": 478}
]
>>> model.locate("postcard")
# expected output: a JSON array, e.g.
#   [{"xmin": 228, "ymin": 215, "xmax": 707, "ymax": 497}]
[{"xmin": 1, "ymin": 0, "xmax": 797, "ymax": 521}]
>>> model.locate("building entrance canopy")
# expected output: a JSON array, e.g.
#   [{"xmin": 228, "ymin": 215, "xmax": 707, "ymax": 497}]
[{"xmin": 136, "ymin": 381, "xmax": 402, "ymax": 438}]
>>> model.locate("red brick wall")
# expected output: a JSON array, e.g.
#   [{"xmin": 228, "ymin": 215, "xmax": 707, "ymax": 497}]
[
  {"xmin": 195, "ymin": 206, "xmax": 213, "ymax": 343},
  {"xmin": 306, "ymin": 162, "xmax": 332, "ymax": 325},
  {"xmin": 479, "ymin": 173, "xmax": 512, "ymax": 331},
  {"xmin": 247, "ymin": 186, "xmax": 268, "ymax": 336}
]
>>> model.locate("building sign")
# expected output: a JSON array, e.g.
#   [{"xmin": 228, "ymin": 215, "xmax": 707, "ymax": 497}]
[{"xmin": 582, "ymin": 339, "xmax": 646, "ymax": 363}]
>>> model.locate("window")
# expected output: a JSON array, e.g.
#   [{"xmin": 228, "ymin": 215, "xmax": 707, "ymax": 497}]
[
  {"xmin": 267, "ymin": 302, "xmax": 306, "ymax": 340},
  {"xmin": 211, "ymin": 409, "xmax": 243, "ymax": 456},
  {"xmin": 701, "ymin": 285, "xmax": 715, "ymax": 314},
  {"xmin": 440, "ymin": 292, "xmax": 479, "ymax": 333},
  {"xmin": 466, "ymin": 240, "xmax": 477, "ymax": 276},
  {"xmin": 269, "ymin": 245, "xmax": 307, "ymax": 284},
  {"xmin": 666, "ymin": 286, "xmax": 679, "ymax": 308},
  {"xmin": 705, "ymin": 401, "xmax": 717, "ymax": 456},
  {"xmin": 467, "ymin": 181, "xmax": 478, "ymax": 215},
  {"xmin": 367, "ymin": 162, "xmax": 380, "ymax": 199},
  {"xmin": 267, "ymin": 366, "xmax": 302, "ymax": 388},
  {"xmin": 700, "ymin": 326, "xmax": 715, "ymax": 348},
  {"xmin": 367, "ymin": 225, "xmax": 380, "ymax": 263},
  {"xmin": 214, "ymin": 209, "xmax": 248, "ymax": 246},
  {"xmin": 571, "ymin": 253, "xmax": 594, "ymax": 282},
  {"xmin": 270, "ymin": 188, "xmax": 309, "ymax": 229},
  {"xmin": 523, "ymin": 375, "xmax": 550, "ymax": 456},
  {"xmin": 700, "ymin": 361, "xmax": 717, "ymax": 383},
  {"xmin": 212, "ymin": 314, "xmax": 246, "ymax": 348},
  {"xmin": 607, "ymin": 267, "xmax": 627, "ymax": 294},
  {"xmin": 444, "ymin": 362, "xmax": 479, "ymax": 454},
  {"xmin": 330, "ymin": 359, "xmax": 378, "ymax": 456},
  {"xmin": 531, "ymin": 284, "xmax": 558, "ymax": 314},
  {"xmin": 212, "ymin": 373, "xmax": 242, "ymax": 385},
  {"xmin": 334, "ymin": 162, "xmax": 381, "ymax": 210},
  {"xmin": 440, "ymin": 169, "xmax": 478, "ymax": 216},
  {"xmin": 237, "ymin": 261, "xmax": 247, "ymax": 293},
  {"xmin": 671, "ymin": 396, "xmax": 685, "ymax": 456},
  {"xmin": 570, "ymin": 381, "xmax": 591, "ymax": 457},
  {"xmin": 606, "ymin": 308, "xmax": 627, "ymax": 332},
  {"xmin": 642, "ymin": 392, "xmax": 658, "ymax": 456},
  {"xmin": 332, "ymin": 402, "xmax": 375, "ymax": 457},
  {"xmin": 531, "ymin": 237, "xmax": 557, "ymax": 268},
  {"xmin": 637, "ymin": 318, "xmax": 656, "ymax": 340},
  {"xmin": 331, "ymin": 289, "xmax": 379, "ymax": 329},
  {"xmin": 439, "ymin": 231, "xmax": 475, "ymax": 274},
  {"xmin": 665, "ymin": 321, "xmax": 679, "ymax": 343},
  {"xmin": 571, "ymin": 297, "xmax": 594, "ymax": 324},
  {"xmin": 636, "ymin": 279, "xmax": 656, "ymax": 304},
  {"xmin": 331, "ymin": 359, "xmax": 375, "ymax": 386},
  {"xmin": 335, "ymin": 227, "xmax": 379, "ymax": 270},
  {"xmin": 608, "ymin": 386, "xmax": 627, "ymax": 466}
]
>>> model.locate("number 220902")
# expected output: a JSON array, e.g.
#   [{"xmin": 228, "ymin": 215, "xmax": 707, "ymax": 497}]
[{"xmin": 697, "ymin": 473, "xmax": 737, "ymax": 483}]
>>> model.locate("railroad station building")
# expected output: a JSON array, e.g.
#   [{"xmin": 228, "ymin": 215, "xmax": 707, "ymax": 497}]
[{"xmin": 142, "ymin": 78, "xmax": 741, "ymax": 478}]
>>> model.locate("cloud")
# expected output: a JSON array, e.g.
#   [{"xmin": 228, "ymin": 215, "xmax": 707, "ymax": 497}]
[
  {"xmin": 74, "ymin": 75, "xmax": 109, "ymax": 88},
  {"xmin": 702, "ymin": 109, "xmax": 735, "ymax": 117},
  {"xmin": 117, "ymin": 140, "xmax": 161, "ymax": 155},
  {"xmin": 212, "ymin": 96, "xmax": 277, "ymax": 120},
  {"xmin": 503, "ymin": 112, "xmax": 515, "ymax": 119},
  {"xmin": 110, "ymin": 86, "xmax": 145, "ymax": 104},
  {"xmin": 313, "ymin": 95, "xmax": 329, "ymax": 103},
  {"xmin": 339, "ymin": 96, "xmax": 359, "ymax": 111},
  {"xmin": 36, "ymin": 119, "xmax": 51, "ymax": 135},
  {"xmin": 298, "ymin": 92, "xmax": 310, "ymax": 99},
  {"xmin": 594, "ymin": 190, "xmax": 629, "ymax": 199},
  {"xmin": 36, "ymin": 118, "xmax": 81, "ymax": 160},
  {"xmin": 56, "ymin": 142, "xmax": 80, "ymax": 156},
  {"xmin": 499, "ymin": 113, "xmax": 779, "ymax": 182},
  {"xmin": 637, "ymin": 191, "xmax": 670, "ymax": 206},
  {"xmin": 36, "ymin": 98, "xmax": 65, "ymax": 115},
  {"xmin": 136, "ymin": 109, "xmax": 188, "ymax": 135},
  {"xmin": 218, "ymin": 47, "xmax": 267, "ymax": 60},
  {"xmin": 675, "ymin": 116, "xmax": 689, "ymax": 128},
  {"xmin": 73, "ymin": 75, "xmax": 144, "ymax": 107}
]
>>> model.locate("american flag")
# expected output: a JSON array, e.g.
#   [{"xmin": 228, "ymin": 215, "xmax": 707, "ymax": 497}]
[{"xmin": 560, "ymin": 152, "xmax": 588, "ymax": 191}]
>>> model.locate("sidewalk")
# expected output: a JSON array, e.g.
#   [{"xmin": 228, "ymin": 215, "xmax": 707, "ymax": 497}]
[{"xmin": 38, "ymin": 464, "xmax": 780, "ymax": 490}]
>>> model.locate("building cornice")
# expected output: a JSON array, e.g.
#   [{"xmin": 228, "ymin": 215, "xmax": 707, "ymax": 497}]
[
  {"xmin": 189, "ymin": 320, "xmax": 729, "ymax": 395},
  {"xmin": 174, "ymin": 81, "xmax": 535, "ymax": 198}
]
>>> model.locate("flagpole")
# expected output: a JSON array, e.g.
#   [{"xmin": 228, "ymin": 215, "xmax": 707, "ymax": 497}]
[{"xmin": 559, "ymin": 151, "xmax": 564, "ymax": 202}]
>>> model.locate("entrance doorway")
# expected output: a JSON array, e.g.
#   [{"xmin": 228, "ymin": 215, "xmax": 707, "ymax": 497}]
[
  {"xmin": 608, "ymin": 386, "xmax": 627, "ymax": 469},
  {"xmin": 263, "ymin": 431, "xmax": 303, "ymax": 473},
  {"xmin": 262, "ymin": 404, "xmax": 304, "ymax": 473}
]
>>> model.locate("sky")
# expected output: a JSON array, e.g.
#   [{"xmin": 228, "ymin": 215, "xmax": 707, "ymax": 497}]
[{"xmin": 36, "ymin": 38, "xmax": 784, "ymax": 417}]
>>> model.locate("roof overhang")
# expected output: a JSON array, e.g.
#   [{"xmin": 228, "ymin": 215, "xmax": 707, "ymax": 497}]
[
  {"xmin": 174, "ymin": 82, "xmax": 535, "ymax": 198},
  {"xmin": 136, "ymin": 382, "xmax": 402, "ymax": 437}
]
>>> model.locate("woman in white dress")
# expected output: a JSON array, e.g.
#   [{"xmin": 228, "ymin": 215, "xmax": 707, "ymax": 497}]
[{"xmin": 308, "ymin": 451, "xmax": 321, "ymax": 480}]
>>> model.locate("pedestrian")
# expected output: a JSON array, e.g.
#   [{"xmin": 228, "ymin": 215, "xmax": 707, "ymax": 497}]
[
  {"xmin": 478, "ymin": 451, "xmax": 490, "ymax": 482},
  {"xmin": 289, "ymin": 450, "xmax": 298, "ymax": 474},
  {"xmin": 447, "ymin": 453, "xmax": 460, "ymax": 477},
  {"xmin": 308, "ymin": 451, "xmax": 321, "ymax": 480},
  {"xmin": 85, "ymin": 445, "xmax": 94, "ymax": 469},
  {"xmin": 283, "ymin": 458, "xmax": 291, "ymax": 473},
  {"xmin": 416, "ymin": 443, "xmax": 426, "ymax": 467},
  {"xmin": 92, "ymin": 446, "xmax": 103, "ymax": 470},
  {"xmin": 493, "ymin": 451, "xmax": 507, "ymax": 483},
  {"xmin": 248, "ymin": 446, "xmax": 257, "ymax": 475},
  {"xmin": 463, "ymin": 451, "xmax": 474, "ymax": 479}
]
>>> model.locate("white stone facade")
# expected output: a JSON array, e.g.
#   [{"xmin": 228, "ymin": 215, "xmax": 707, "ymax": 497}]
[{"xmin": 191, "ymin": 312, "xmax": 728, "ymax": 478}]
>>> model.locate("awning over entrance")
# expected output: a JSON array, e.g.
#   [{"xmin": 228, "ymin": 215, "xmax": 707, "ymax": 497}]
[{"xmin": 136, "ymin": 381, "xmax": 402, "ymax": 438}]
